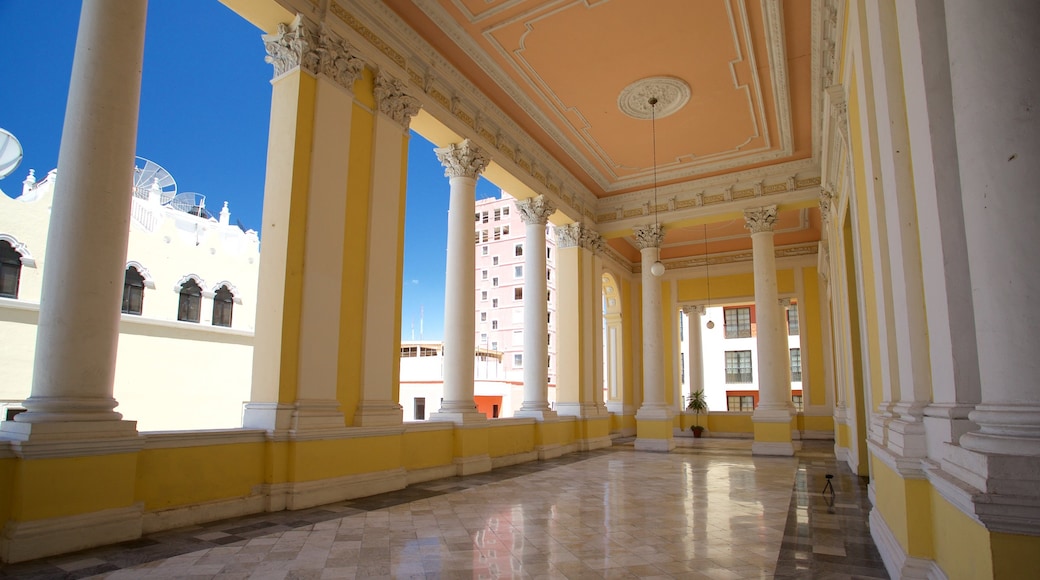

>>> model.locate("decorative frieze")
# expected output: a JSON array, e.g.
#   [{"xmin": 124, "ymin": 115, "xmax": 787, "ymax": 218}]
[
  {"xmin": 515, "ymin": 196, "xmax": 556, "ymax": 226},
  {"xmin": 317, "ymin": 27, "xmax": 365, "ymax": 90},
  {"xmin": 820, "ymin": 189, "xmax": 833, "ymax": 224},
  {"xmin": 632, "ymin": 223, "xmax": 665, "ymax": 250},
  {"xmin": 263, "ymin": 15, "xmax": 320, "ymax": 78},
  {"xmin": 374, "ymin": 71, "xmax": 421, "ymax": 130},
  {"xmin": 744, "ymin": 205, "xmax": 778, "ymax": 234},
  {"xmin": 434, "ymin": 139, "xmax": 489, "ymax": 179}
]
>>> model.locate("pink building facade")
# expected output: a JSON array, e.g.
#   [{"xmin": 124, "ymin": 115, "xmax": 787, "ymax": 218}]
[{"xmin": 474, "ymin": 191, "xmax": 557, "ymax": 392}]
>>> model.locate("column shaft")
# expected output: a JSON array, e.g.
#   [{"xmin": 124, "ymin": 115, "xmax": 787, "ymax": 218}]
[
  {"xmin": 683, "ymin": 307, "xmax": 704, "ymax": 399},
  {"xmin": 17, "ymin": 0, "xmax": 148, "ymax": 423},
  {"xmin": 515, "ymin": 196, "xmax": 556, "ymax": 419},
  {"xmin": 639, "ymin": 247, "xmax": 665, "ymax": 407},
  {"xmin": 432, "ymin": 141, "xmax": 489, "ymax": 423}
]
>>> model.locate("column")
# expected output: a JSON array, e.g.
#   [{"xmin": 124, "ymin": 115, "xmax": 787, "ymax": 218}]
[
  {"xmin": 430, "ymin": 140, "xmax": 490, "ymax": 423},
  {"xmin": 632, "ymin": 223, "xmax": 674, "ymax": 452},
  {"xmin": 745, "ymin": 205, "xmax": 794, "ymax": 456},
  {"xmin": 947, "ymin": 1, "xmax": 1040, "ymax": 461},
  {"xmin": 353, "ymin": 72, "xmax": 420, "ymax": 426},
  {"xmin": 515, "ymin": 195, "xmax": 556, "ymax": 420},
  {"xmin": 681, "ymin": 305, "xmax": 705, "ymax": 402},
  {"xmin": 5, "ymin": 0, "xmax": 147, "ymax": 435},
  {"xmin": 244, "ymin": 17, "xmax": 364, "ymax": 432}
]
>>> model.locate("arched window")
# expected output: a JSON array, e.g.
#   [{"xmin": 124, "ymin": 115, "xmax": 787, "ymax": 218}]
[
  {"xmin": 212, "ymin": 285, "xmax": 234, "ymax": 327},
  {"xmin": 0, "ymin": 241, "xmax": 21, "ymax": 299},
  {"xmin": 177, "ymin": 279, "xmax": 202, "ymax": 323},
  {"xmin": 121, "ymin": 266, "xmax": 145, "ymax": 315}
]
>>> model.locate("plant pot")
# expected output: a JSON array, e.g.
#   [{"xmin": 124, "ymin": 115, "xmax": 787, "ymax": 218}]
[{"xmin": 691, "ymin": 427, "xmax": 704, "ymax": 438}]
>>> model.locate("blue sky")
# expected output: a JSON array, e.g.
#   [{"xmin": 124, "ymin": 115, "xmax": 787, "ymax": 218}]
[{"xmin": 0, "ymin": 1, "xmax": 501, "ymax": 340}]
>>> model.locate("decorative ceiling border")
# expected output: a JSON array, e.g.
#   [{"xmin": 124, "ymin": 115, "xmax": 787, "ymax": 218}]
[
  {"xmin": 412, "ymin": 0, "xmax": 798, "ymax": 194},
  {"xmin": 633, "ymin": 241, "xmax": 820, "ymax": 274}
]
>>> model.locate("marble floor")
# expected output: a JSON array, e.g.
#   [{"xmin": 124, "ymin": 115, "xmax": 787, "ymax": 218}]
[{"xmin": 0, "ymin": 439, "xmax": 888, "ymax": 579}]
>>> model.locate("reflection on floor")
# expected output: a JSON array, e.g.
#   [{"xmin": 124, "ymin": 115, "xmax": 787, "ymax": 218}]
[{"xmin": 0, "ymin": 439, "xmax": 888, "ymax": 579}]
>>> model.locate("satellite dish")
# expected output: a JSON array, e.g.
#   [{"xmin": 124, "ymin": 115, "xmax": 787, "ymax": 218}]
[
  {"xmin": 132, "ymin": 156, "xmax": 177, "ymax": 203},
  {"xmin": 0, "ymin": 128, "xmax": 23, "ymax": 180},
  {"xmin": 168, "ymin": 192, "xmax": 210, "ymax": 219}
]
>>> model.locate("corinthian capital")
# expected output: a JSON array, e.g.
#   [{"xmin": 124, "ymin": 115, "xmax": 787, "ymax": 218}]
[
  {"xmin": 317, "ymin": 27, "xmax": 365, "ymax": 90},
  {"xmin": 516, "ymin": 196, "xmax": 556, "ymax": 226},
  {"xmin": 744, "ymin": 205, "xmax": 778, "ymax": 234},
  {"xmin": 263, "ymin": 14, "xmax": 320, "ymax": 78},
  {"xmin": 632, "ymin": 223, "xmax": 665, "ymax": 250},
  {"xmin": 435, "ymin": 139, "xmax": 490, "ymax": 179},
  {"xmin": 374, "ymin": 71, "xmax": 421, "ymax": 130},
  {"xmin": 819, "ymin": 189, "xmax": 833, "ymax": 224}
]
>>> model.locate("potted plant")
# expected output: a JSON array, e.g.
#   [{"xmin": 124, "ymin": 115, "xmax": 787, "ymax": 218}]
[{"xmin": 687, "ymin": 389, "xmax": 707, "ymax": 438}]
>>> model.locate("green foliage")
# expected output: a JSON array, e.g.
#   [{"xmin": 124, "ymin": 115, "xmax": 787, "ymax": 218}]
[{"xmin": 687, "ymin": 389, "xmax": 707, "ymax": 430}]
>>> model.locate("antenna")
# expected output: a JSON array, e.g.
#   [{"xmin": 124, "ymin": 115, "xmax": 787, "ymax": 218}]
[
  {"xmin": 0, "ymin": 128, "xmax": 24, "ymax": 180},
  {"xmin": 132, "ymin": 156, "xmax": 177, "ymax": 203}
]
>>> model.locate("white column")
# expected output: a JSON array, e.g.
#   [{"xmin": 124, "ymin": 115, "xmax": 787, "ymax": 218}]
[
  {"xmin": 431, "ymin": 140, "xmax": 490, "ymax": 423},
  {"xmin": 746, "ymin": 206, "xmax": 793, "ymax": 455},
  {"xmin": 947, "ymin": 0, "xmax": 1040, "ymax": 458},
  {"xmin": 632, "ymin": 224, "xmax": 668, "ymax": 414},
  {"xmin": 7, "ymin": 0, "xmax": 147, "ymax": 433},
  {"xmin": 682, "ymin": 305, "xmax": 705, "ymax": 401},
  {"xmin": 354, "ymin": 72, "xmax": 420, "ymax": 427},
  {"xmin": 515, "ymin": 195, "xmax": 556, "ymax": 420}
]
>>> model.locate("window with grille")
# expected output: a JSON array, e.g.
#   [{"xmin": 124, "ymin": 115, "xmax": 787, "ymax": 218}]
[
  {"xmin": 414, "ymin": 397, "xmax": 426, "ymax": 420},
  {"xmin": 482, "ymin": 270, "xmax": 488, "ymax": 280},
  {"xmin": 725, "ymin": 350, "xmax": 753, "ymax": 383},
  {"xmin": 492, "ymin": 256, "xmax": 499, "ymax": 265},
  {"xmin": 492, "ymin": 298, "xmax": 499, "ymax": 308},
  {"xmin": 513, "ymin": 353, "xmax": 523, "ymax": 367},
  {"xmin": 515, "ymin": 244, "xmax": 523, "ymax": 257},
  {"xmin": 493, "ymin": 208, "xmax": 501, "ymax": 221},
  {"xmin": 514, "ymin": 287, "xmax": 523, "ymax": 300},
  {"xmin": 792, "ymin": 394, "xmax": 804, "ymax": 412},
  {"xmin": 480, "ymin": 312, "xmax": 487, "ymax": 322},
  {"xmin": 724, "ymin": 307, "xmax": 752, "ymax": 338},
  {"xmin": 502, "ymin": 225, "xmax": 509, "ymax": 236},
  {"xmin": 0, "ymin": 241, "xmax": 22, "ymax": 299},
  {"xmin": 727, "ymin": 395, "xmax": 755, "ymax": 412},
  {"xmin": 212, "ymin": 285, "xmax": 234, "ymax": 327},
  {"xmin": 491, "ymin": 320, "xmax": 498, "ymax": 330},
  {"xmin": 790, "ymin": 348, "xmax": 802, "ymax": 382},
  {"xmin": 481, "ymin": 291, "xmax": 488, "ymax": 301},
  {"xmin": 514, "ymin": 265, "xmax": 523, "ymax": 278},
  {"xmin": 481, "ymin": 211, "xmax": 488, "ymax": 223},
  {"xmin": 492, "ymin": 277, "xmax": 499, "ymax": 287},
  {"xmin": 177, "ymin": 279, "xmax": 202, "ymax": 323},
  {"xmin": 493, "ymin": 227, "xmax": 501, "ymax": 241},
  {"xmin": 787, "ymin": 306, "xmax": 800, "ymax": 335},
  {"xmin": 502, "ymin": 207, "xmax": 510, "ymax": 217},
  {"xmin": 121, "ymin": 266, "xmax": 145, "ymax": 315}
]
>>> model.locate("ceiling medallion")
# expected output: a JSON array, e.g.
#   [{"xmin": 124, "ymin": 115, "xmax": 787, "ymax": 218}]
[{"xmin": 618, "ymin": 76, "xmax": 691, "ymax": 120}]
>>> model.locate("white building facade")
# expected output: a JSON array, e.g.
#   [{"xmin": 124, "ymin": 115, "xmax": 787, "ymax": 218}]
[{"xmin": 0, "ymin": 162, "xmax": 260, "ymax": 431}]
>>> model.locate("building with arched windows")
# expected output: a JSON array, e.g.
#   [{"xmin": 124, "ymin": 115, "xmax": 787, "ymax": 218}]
[
  {"xmin": 0, "ymin": 2, "xmax": 1038, "ymax": 578},
  {"xmin": 0, "ymin": 163, "xmax": 260, "ymax": 431}
]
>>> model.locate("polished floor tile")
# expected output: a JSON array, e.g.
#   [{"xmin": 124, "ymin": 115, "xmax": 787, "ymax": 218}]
[{"xmin": 0, "ymin": 440, "xmax": 888, "ymax": 579}]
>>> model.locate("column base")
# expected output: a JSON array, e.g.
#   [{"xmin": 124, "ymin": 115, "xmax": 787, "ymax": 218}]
[
  {"xmin": 353, "ymin": 401, "xmax": 404, "ymax": 427},
  {"xmin": 243, "ymin": 400, "xmax": 348, "ymax": 433},
  {"xmin": 635, "ymin": 404, "xmax": 675, "ymax": 452},
  {"xmin": 514, "ymin": 409, "xmax": 559, "ymax": 420},
  {"xmin": 751, "ymin": 441, "xmax": 797, "ymax": 456},
  {"xmin": 428, "ymin": 410, "xmax": 488, "ymax": 424},
  {"xmin": 962, "ymin": 404, "xmax": 1040, "ymax": 457},
  {"xmin": 0, "ymin": 418, "xmax": 141, "ymax": 458},
  {"xmin": 556, "ymin": 402, "xmax": 608, "ymax": 418},
  {"xmin": 752, "ymin": 407, "xmax": 794, "ymax": 456}
]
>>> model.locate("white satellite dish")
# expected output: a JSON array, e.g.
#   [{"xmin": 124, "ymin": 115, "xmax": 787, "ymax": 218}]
[
  {"xmin": 132, "ymin": 156, "xmax": 177, "ymax": 203},
  {"xmin": 0, "ymin": 128, "xmax": 23, "ymax": 180}
]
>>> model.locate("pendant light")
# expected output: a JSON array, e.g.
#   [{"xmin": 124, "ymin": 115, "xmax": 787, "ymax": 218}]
[
  {"xmin": 648, "ymin": 97, "xmax": 666, "ymax": 277},
  {"xmin": 703, "ymin": 223, "xmax": 715, "ymax": 329}
]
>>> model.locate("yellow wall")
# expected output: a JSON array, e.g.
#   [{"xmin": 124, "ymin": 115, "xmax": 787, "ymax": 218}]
[
  {"xmin": 488, "ymin": 423, "xmax": 535, "ymax": 458},
  {"xmin": 10, "ymin": 454, "xmax": 138, "ymax": 521},
  {"xmin": 402, "ymin": 429, "xmax": 453, "ymax": 471},
  {"xmin": 707, "ymin": 413, "xmax": 753, "ymax": 434},
  {"xmin": 801, "ymin": 267, "xmax": 827, "ymax": 406},
  {"xmin": 136, "ymin": 444, "xmax": 265, "ymax": 511},
  {"xmin": 0, "ymin": 458, "xmax": 15, "ymax": 524},
  {"xmin": 338, "ymin": 70, "xmax": 376, "ymax": 423}
]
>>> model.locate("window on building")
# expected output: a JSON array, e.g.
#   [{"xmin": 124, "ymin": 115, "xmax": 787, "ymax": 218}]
[
  {"xmin": 724, "ymin": 307, "xmax": 752, "ymax": 338},
  {"xmin": 492, "ymin": 298, "xmax": 499, "ymax": 308},
  {"xmin": 493, "ymin": 227, "xmax": 502, "ymax": 241},
  {"xmin": 547, "ymin": 312, "xmax": 551, "ymax": 324},
  {"xmin": 212, "ymin": 285, "xmax": 234, "ymax": 327},
  {"xmin": 790, "ymin": 348, "xmax": 802, "ymax": 382},
  {"xmin": 492, "ymin": 256, "xmax": 499, "ymax": 266},
  {"xmin": 474, "ymin": 231, "xmax": 480, "ymax": 245},
  {"xmin": 502, "ymin": 225, "xmax": 510, "ymax": 236},
  {"xmin": 481, "ymin": 245, "xmax": 488, "ymax": 256},
  {"xmin": 482, "ymin": 270, "xmax": 488, "ymax": 280},
  {"xmin": 513, "ymin": 353, "xmax": 523, "ymax": 367},
  {"xmin": 679, "ymin": 312, "xmax": 685, "ymax": 341},
  {"xmin": 480, "ymin": 333, "xmax": 488, "ymax": 344},
  {"xmin": 502, "ymin": 207, "xmax": 510, "ymax": 217},
  {"xmin": 680, "ymin": 352, "xmax": 685, "ymax": 384},
  {"xmin": 480, "ymin": 312, "xmax": 487, "ymax": 322},
  {"xmin": 725, "ymin": 350, "xmax": 753, "ymax": 383},
  {"xmin": 547, "ymin": 290, "xmax": 551, "ymax": 302},
  {"xmin": 512, "ymin": 330, "xmax": 523, "ymax": 346},
  {"xmin": 727, "ymin": 394, "xmax": 756, "ymax": 412},
  {"xmin": 177, "ymin": 279, "xmax": 202, "ymax": 323},
  {"xmin": 493, "ymin": 208, "xmax": 501, "ymax": 221},
  {"xmin": 787, "ymin": 306, "xmax": 800, "ymax": 336},
  {"xmin": 474, "ymin": 213, "xmax": 480, "ymax": 223},
  {"xmin": 482, "ymin": 230, "xmax": 489, "ymax": 242},
  {"xmin": 481, "ymin": 211, "xmax": 489, "ymax": 224},
  {"xmin": 792, "ymin": 393, "xmax": 804, "ymax": 412},
  {"xmin": 491, "ymin": 341, "xmax": 498, "ymax": 350},
  {"xmin": 547, "ymin": 247, "xmax": 551, "ymax": 260},
  {"xmin": 512, "ymin": 308, "xmax": 523, "ymax": 323},
  {"xmin": 0, "ymin": 241, "xmax": 22, "ymax": 299},
  {"xmin": 514, "ymin": 287, "xmax": 523, "ymax": 300},
  {"xmin": 514, "ymin": 265, "xmax": 523, "ymax": 278},
  {"xmin": 121, "ymin": 266, "xmax": 145, "ymax": 315},
  {"xmin": 515, "ymin": 244, "xmax": 523, "ymax": 257},
  {"xmin": 481, "ymin": 291, "xmax": 488, "ymax": 301},
  {"xmin": 492, "ymin": 320, "xmax": 498, "ymax": 330},
  {"xmin": 414, "ymin": 397, "xmax": 426, "ymax": 420},
  {"xmin": 547, "ymin": 269, "xmax": 551, "ymax": 281},
  {"xmin": 492, "ymin": 277, "xmax": 499, "ymax": 287}
]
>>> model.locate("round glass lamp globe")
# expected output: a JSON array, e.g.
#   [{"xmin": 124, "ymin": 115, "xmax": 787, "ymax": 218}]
[
  {"xmin": 706, "ymin": 320, "xmax": 715, "ymax": 329},
  {"xmin": 650, "ymin": 261, "xmax": 665, "ymax": 277}
]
